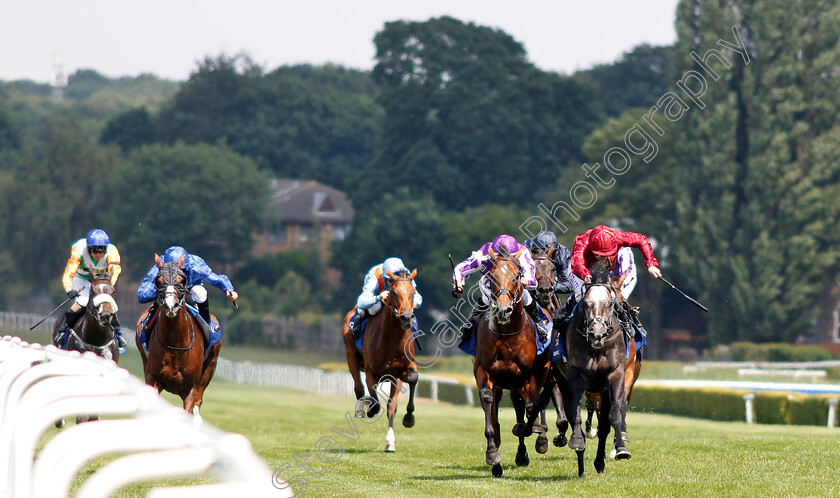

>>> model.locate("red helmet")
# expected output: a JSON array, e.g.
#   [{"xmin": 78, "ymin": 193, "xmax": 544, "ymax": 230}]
[{"xmin": 589, "ymin": 226, "xmax": 618, "ymax": 257}]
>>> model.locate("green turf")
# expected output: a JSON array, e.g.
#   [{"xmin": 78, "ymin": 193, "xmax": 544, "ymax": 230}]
[{"xmin": 78, "ymin": 380, "xmax": 838, "ymax": 497}]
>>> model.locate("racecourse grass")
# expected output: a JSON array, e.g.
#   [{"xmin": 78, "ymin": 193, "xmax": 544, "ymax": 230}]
[{"xmin": 65, "ymin": 381, "xmax": 839, "ymax": 497}]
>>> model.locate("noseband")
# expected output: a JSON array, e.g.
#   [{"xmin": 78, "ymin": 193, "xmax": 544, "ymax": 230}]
[
  {"xmin": 532, "ymin": 254, "xmax": 557, "ymax": 289},
  {"xmin": 488, "ymin": 256, "xmax": 523, "ymax": 311}
]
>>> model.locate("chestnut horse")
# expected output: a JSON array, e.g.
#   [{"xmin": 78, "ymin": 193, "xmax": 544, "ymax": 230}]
[
  {"xmin": 474, "ymin": 246, "xmax": 550, "ymax": 478},
  {"xmin": 341, "ymin": 269, "xmax": 419, "ymax": 453},
  {"xmin": 136, "ymin": 254, "xmax": 221, "ymax": 422},
  {"xmin": 555, "ymin": 261, "xmax": 630, "ymax": 477}
]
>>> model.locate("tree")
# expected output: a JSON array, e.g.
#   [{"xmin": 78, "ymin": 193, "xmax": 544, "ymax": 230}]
[
  {"xmin": 367, "ymin": 16, "xmax": 602, "ymax": 210},
  {"xmin": 102, "ymin": 143, "xmax": 269, "ymax": 278},
  {"xmin": 100, "ymin": 106, "xmax": 157, "ymax": 152}
]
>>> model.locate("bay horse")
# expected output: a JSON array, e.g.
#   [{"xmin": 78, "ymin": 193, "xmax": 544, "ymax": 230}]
[
  {"xmin": 474, "ymin": 246, "xmax": 550, "ymax": 478},
  {"xmin": 556, "ymin": 261, "xmax": 630, "ymax": 477},
  {"xmin": 341, "ymin": 269, "xmax": 419, "ymax": 453},
  {"xmin": 136, "ymin": 254, "xmax": 221, "ymax": 422},
  {"xmin": 52, "ymin": 271, "xmax": 119, "ymax": 426}
]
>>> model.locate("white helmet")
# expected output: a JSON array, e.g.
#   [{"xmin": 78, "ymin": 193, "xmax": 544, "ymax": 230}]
[{"xmin": 382, "ymin": 257, "xmax": 407, "ymax": 276}]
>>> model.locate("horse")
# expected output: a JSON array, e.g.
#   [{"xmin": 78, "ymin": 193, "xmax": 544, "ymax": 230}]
[
  {"xmin": 51, "ymin": 271, "xmax": 120, "ymax": 426},
  {"xmin": 473, "ymin": 246, "xmax": 550, "ymax": 478},
  {"xmin": 341, "ymin": 269, "xmax": 420, "ymax": 453},
  {"xmin": 530, "ymin": 248, "xmax": 571, "ymax": 449},
  {"xmin": 555, "ymin": 261, "xmax": 630, "ymax": 477},
  {"xmin": 135, "ymin": 254, "xmax": 221, "ymax": 422}
]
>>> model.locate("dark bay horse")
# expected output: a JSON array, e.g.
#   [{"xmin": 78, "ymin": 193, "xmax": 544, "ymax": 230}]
[
  {"xmin": 53, "ymin": 271, "xmax": 120, "ymax": 362},
  {"xmin": 136, "ymin": 254, "xmax": 221, "ymax": 422},
  {"xmin": 52, "ymin": 271, "xmax": 119, "ymax": 426},
  {"xmin": 341, "ymin": 269, "xmax": 419, "ymax": 452},
  {"xmin": 556, "ymin": 261, "xmax": 630, "ymax": 477},
  {"xmin": 474, "ymin": 247, "xmax": 550, "ymax": 478}
]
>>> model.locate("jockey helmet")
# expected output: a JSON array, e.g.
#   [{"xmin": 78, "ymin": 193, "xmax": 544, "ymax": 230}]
[
  {"xmin": 589, "ymin": 226, "xmax": 618, "ymax": 256},
  {"xmin": 382, "ymin": 257, "xmax": 407, "ymax": 277},
  {"xmin": 491, "ymin": 234, "xmax": 519, "ymax": 256},
  {"xmin": 86, "ymin": 228, "xmax": 109, "ymax": 247},
  {"xmin": 163, "ymin": 246, "xmax": 189, "ymax": 267},
  {"xmin": 531, "ymin": 231, "xmax": 557, "ymax": 251}
]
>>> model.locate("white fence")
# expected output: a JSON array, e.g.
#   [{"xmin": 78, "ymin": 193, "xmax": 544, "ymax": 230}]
[
  {"xmin": 0, "ymin": 336, "xmax": 289, "ymax": 498},
  {"xmin": 0, "ymin": 312, "xmax": 56, "ymax": 334}
]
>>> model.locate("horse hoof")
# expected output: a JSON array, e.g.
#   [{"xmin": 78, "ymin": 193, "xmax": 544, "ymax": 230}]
[
  {"xmin": 486, "ymin": 451, "xmax": 502, "ymax": 465},
  {"xmin": 511, "ymin": 423, "xmax": 520, "ymax": 437},
  {"xmin": 535, "ymin": 434, "xmax": 549, "ymax": 454},
  {"xmin": 491, "ymin": 463, "xmax": 503, "ymax": 478},
  {"xmin": 569, "ymin": 435, "xmax": 586, "ymax": 451},
  {"xmin": 54, "ymin": 418, "xmax": 66, "ymax": 429},
  {"xmin": 586, "ymin": 428, "xmax": 598, "ymax": 439},
  {"xmin": 614, "ymin": 447, "xmax": 631, "ymax": 460},
  {"xmin": 515, "ymin": 451, "xmax": 530, "ymax": 467},
  {"xmin": 553, "ymin": 433, "xmax": 568, "ymax": 448},
  {"xmin": 620, "ymin": 431, "xmax": 630, "ymax": 442},
  {"xmin": 384, "ymin": 443, "xmax": 396, "ymax": 453},
  {"xmin": 402, "ymin": 413, "xmax": 415, "ymax": 428},
  {"xmin": 366, "ymin": 404, "xmax": 380, "ymax": 418}
]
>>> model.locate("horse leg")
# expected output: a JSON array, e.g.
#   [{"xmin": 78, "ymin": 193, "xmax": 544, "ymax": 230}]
[
  {"xmin": 402, "ymin": 369, "xmax": 417, "ymax": 428},
  {"xmin": 510, "ymin": 392, "xmax": 530, "ymax": 467},
  {"xmin": 621, "ymin": 348, "xmax": 642, "ymax": 442},
  {"xmin": 547, "ymin": 371, "xmax": 570, "ymax": 447},
  {"xmin": 594, "ymin": 393, "xmax": 611, "ymax": 474},
  {"xmin": 364, "ymin": 370, "xmax": 381, "ymax": 419},
  {"xmin": 187, "ymin": 343, "xmax": 221, "ymax": 423},
  {"xmin": 608, "ymin": 369, "xmax": 630, "ymax": 461},
  {"xmin": 535, "ymin": 404, "xmax": 549, "ymax": 454},
  {"xmin": 566, "ymin": 368, "xmax": 587, "ymax": 453},
  {"xmin": 585, "ymin": 392, "xmax": 599, "ymax": 439},
  {"xmin": 491, "ymin": 387, "xmax": 503, "ymax": 478},
  {"xmin": 384, "ymin": 379, "xmax": 401, "ymax": 452}
]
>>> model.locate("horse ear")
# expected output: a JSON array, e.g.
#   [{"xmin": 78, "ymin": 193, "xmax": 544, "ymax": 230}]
[
  {"xmin": 548, "ymin": 247, "xmax": 557, "ymax": 259},
  {"xmin": 514, "ymin": 247, "xmax": 523, "ymax": 259},
  {"xmin": 177, "ymin": 254, "xmax": 185, "ymax": 267},
  {"xmin": 386, "ymin": 270, "xmax": 396, "ymax": 282},
  {"xmin": 155, "ymin": 253, "xmax": 162, "ymax": 267},
  {"xmin": 487, "ymin": 246, "xmax": 497, "ymax": 260},
  {"xmin": 409, "ymin": 269, "xmax": 417, "ymax": 280}
]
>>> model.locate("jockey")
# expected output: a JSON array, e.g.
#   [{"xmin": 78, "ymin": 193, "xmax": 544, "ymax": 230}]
[
  {"xmin": 570, "ymin": 225, "xmax": 662, "ymax": 330},
  {"xmin": 524, "ymin": 230, "xmax": 583, "ymax": 311},
  {"xmin": 54, "ymin": 228, "xmax": 126, "ymax": 349},
  {"xmin": 348, "ymin": 257, "xmax": 422, "ymax": 338},
  {"xmin": 137, "ymin": 246, "xmax": 239, "ymax": 326},
  {"xmin": 452, "ymin": 234, "xmax": 548, "ymax": 343}
]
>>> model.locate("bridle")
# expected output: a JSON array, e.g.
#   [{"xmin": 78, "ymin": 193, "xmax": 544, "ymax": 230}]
[
  {"xmin": 153, "ymin": 262, "xmax": 195, "ymax": 351},
  {"xmin": 385, "ymin": 274, "xmax": 415, "ymax": 321},
  {"xmin": 579, "ymin": 283, "xmax": 620, "ymax": 343}
]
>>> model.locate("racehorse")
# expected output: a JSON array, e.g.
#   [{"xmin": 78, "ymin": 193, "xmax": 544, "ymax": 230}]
[
  {"xmin": 556, "ymin": 261, "xmax": 630, "ymax": 477},
  {"xmin": 341, "ymin": 269, "xmax": 420, "ymax": 453},
  {"xmin": 473, "ymin": 246, "xmax": 550, "ymax": 478},
  {"xmin": 52, "ymin": 271, "xmax": 119, "ymax": 426},
  {"xmin": 136, "ymin": 254, "xmax": 221, "ymax": 422}
]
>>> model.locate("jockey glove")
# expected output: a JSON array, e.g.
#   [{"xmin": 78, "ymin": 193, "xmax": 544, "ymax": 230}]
[{"xmin": 67, "ymin": 289, "xmax": 80, "ymax": 299}]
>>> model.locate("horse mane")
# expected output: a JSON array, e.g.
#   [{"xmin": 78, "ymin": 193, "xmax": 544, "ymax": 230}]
[
  {"xmin": 589, "ymin": 261, "xmax": 612, "ymax": 284},
  {"xmin": 392, "ymin": 269, "xmax": 410, "ymax": 278}
]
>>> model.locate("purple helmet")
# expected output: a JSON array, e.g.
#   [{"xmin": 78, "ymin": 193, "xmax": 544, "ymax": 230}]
[{"xmin": 491, "ymin": 234, "xmax": 519, "ymax": 256}]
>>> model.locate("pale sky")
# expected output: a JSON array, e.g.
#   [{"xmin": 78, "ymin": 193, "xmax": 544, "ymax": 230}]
[{"xmin": 0, "ymin": 1, "xmax": 680, "ymax": 83}]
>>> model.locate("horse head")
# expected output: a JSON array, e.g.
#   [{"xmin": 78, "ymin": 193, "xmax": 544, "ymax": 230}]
[
  {"xmin": 531, "ymin": 247, "xmax": 556, "ymax": 308},
  {"xmin": 385, "ymin": 269, "xmax": 417, "ymax": 330},
  {"xmin": 155, "ymin": 253, "xmax": 187, "ymax": 318},
  {"xmin": 487, "ymin": 246, "xmax": 523, "ymax": 325},
  {"xmin": 88, "ymin": 271, "xmax": 117, "ymax": 328},
  {"xmin": 580, "ymin": 261, "xmax": 620, "ymax": 349}
]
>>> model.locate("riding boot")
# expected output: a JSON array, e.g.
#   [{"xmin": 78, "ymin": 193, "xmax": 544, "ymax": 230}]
[
  {"xmin": 198, "ymin": 300, "xmax": 211, "ymax": 324},
  {"xmin": 112, "ymin": 313, "xmax": 127, "ymax": 350},
  {"xmin": 54, "ymin": 308, "xmax": 84, "ymax": 348},
  {"xmin": 525, "ymin": 300, "xmax": 548, "ymax": 343},
  {"xmin": 349, "ymin": 308, "xmax": 369, "ymax": 339},
  {"xmin": 460, "ymin": 302, "xmax": 489, "ymax": 342},
  {"xmin": 65, "ymin": 308, "xmax": 84, "ymax": 332}
]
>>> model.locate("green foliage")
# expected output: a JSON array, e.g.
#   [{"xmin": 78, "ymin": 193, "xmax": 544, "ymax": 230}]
[
  {"xmin": 275, "ymin": 272, "xmax": 312, "ymax": 317},
  {"xmin": 367, "ymin": 16, "xmax": 603, "ymax": 210},
  {"xmin": 102, "ymin": 143, "xmax": 269, "ymax": 278},
  {"xmin": 726, "ymin": 342, "xmax": 835, "ymax": 362},
  {"xmin": 224, "ymin": 310, "xmax": 264, "ymax": 345}
]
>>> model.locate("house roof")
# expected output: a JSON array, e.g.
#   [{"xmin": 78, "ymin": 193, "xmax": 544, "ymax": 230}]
[{"xmin": 268, "ymin": 179, "xmax": 354, "ymax": 224}]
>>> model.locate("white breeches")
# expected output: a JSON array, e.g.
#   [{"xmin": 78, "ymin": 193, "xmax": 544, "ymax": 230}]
[{"xmin": 71, "ymin": 275, "xmax": 92, "ymax": 307}]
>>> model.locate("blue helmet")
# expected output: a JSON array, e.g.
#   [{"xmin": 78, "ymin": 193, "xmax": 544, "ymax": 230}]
[
  {"xmin": 530, "ymin": 231, "xmax": 558, "ymax": 252},
  {"xmin": 163, "ymin": 246, "xmax": 189, "ymax": 266},
  {"xmin": 86, "ymin": 229, "xmax": 110, "ymax": 247}
]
